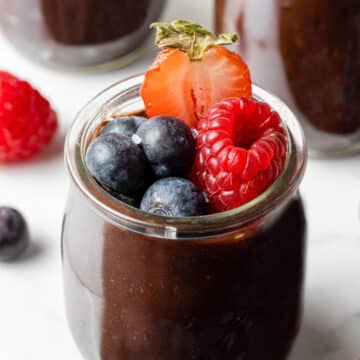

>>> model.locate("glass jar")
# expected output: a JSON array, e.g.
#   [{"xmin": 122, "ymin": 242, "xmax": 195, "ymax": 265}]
[
  {"xmin": 63, "ymin": 74, "xmax": 307, "ymax": 359},
  {"xmin": 216, "ymin": 0, "xmax": 360, "ymax": 156},
  {"xmin": 0, "ymin": 0, "xmax": 166, "ymax": 69}
]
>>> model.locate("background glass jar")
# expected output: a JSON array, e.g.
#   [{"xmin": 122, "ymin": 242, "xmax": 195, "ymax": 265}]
[
  {"xmin": 63, "ymin": 74, "xmax": 307, "ymax": 359},
  {"xmin": 0, "ymin": 0, "xmax": 166, "ymax": 69},
  {"xmin": 216, "ymin": 0, "xmax": 360, "ymax": 156}
]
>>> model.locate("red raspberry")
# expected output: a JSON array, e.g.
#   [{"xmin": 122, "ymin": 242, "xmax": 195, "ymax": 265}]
[
  {"xmin": 0, "ymin": 71, "xmax": 58, "ymax": 162},
  {"xmin": 192, "ymin": 97, "xmax": 287, "ymax": 211}
]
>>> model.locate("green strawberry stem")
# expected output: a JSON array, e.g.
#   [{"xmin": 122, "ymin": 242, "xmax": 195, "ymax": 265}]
[{"xmin": 151, "ymin": 20, "xmax": 238, "ymax": 61}]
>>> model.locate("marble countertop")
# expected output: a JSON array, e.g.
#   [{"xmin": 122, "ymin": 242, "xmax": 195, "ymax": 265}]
[{"xmin": 1, "ymin": 1, "xmax": 360, "ymax": 359}]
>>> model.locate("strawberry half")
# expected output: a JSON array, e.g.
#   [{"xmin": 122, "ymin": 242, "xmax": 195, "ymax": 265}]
[{"xmin": 141, "ymin": 20, "xmax": 252, "ymax": 128}]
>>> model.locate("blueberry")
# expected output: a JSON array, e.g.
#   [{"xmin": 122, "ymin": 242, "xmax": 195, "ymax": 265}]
[
  {"xmin": 136, "ymin": 116, "xmax": 195, "ymax": 178},
  {"xmin": 85, "ymin": 133, "xmax": 147, "ymax": 197},
  {"xmin": 140, "ymin": 177, "xmax": 206, "ymax": 217},
  {"xmin": 0, "ymin": 207, "xmax": 29, "ymax": 262},
  {"xmin": 109, "ymin": 190, "xmax": 140, "ymax": 208},
  {"xmin": 101, "ymin": 116, "xmax": 146, "ymax": 138}
]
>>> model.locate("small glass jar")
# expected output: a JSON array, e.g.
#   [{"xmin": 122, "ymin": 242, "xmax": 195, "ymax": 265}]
[
  {"xmin": 216, "ymin": 0, "xmax": 360, "ymax": 156},
  {"xmin": 0, "ymin": 0, "xmax": 166, "ymax": 69},
  {"xmin": 63, "ymin": 74, "xmax": 307, "ymax": 359}
]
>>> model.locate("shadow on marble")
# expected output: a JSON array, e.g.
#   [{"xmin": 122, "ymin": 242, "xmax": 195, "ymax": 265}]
[
  {"xmin": 16, "ymin": 240, "xmax": 46, "ymax": 263},
  {"xmin": 290, "ymin": 313, "xmax": 360, "ymax": 360},
  {"xmin": 289, "ymin": 235, "xmax": 360, "ymax": 360},
  {"xmin": 290, "ymin": 324, "xmax": 339, "ymax": 360},
  {"xmin": 31, "ymin": 130, "xmax": 66, "ymax": 165},
  {"xmin": 0, "ymin": 130, "xmax": 66, "ymax": 169},
  {"xmin": 311, "ymin": 153, "xmax": 360, "ymax": 181}
]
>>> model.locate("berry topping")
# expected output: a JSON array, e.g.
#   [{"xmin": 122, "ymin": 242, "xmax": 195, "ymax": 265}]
[
  {"xmin": 140, "ymin": 177, "xmax": 206, "ymax": 217},
  {"xmin": 85, "ymin": 133, "xmax": 147, "ymax": 197},
  {"xmin": 101, "ymin": 116, "xmax": 146, "ymax": 138},
  {"xmin": 0, "ymin": 207, "xmax": 29, "ymax": 262},
  {"xmin": 192, "ymin": 97, "xmax": 287, "ymax": 211},
  {"xmin": 141, "ymin": 20, "xmax": 252, "ymax": 128},
  {"xmin": 136, "ymin": 116, "xmax": 195, "ymax": 178},
  {"xmin": 0, "ymin": 71, "xmax": 58, "ymax": 162},
  {"xmin": 84, "ymin": 20, "xmax": 290, "ymax": 216}
]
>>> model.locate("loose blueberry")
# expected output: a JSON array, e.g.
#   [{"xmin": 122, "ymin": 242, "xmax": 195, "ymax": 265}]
[
  {"xmin": 136, "ymin": 116, "xmax": 195, "ymax": 178},
  {"xmin": 140, "ymin": 177, "xmax": 206, "ymax": 217},
  {"xmin": 86, "ymin": 133, "xmax": 147, "ymax": 197},
  {"xmin": 0, "ymin": 207, "xmax": 29, "ymax": 262},
  {"xmin": 101, "ymin": 116, "xmax": 146, "ymax": 138}
]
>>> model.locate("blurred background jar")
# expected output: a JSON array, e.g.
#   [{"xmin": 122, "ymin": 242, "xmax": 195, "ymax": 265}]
[
  {"xmin": 216, "ymin": 0, "xmax": 360, "ymax": 156},
  {"xmin": 0, "ymin": 0, "xmax": 166, "ymax": 70}
]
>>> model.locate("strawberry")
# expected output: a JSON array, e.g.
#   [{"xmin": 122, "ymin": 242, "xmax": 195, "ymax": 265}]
[{"xmin": 141, "ymin": 20, "xmax": 252, "ymax": 128}]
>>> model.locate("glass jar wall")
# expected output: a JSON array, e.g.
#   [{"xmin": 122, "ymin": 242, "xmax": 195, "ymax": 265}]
[
  {"xmin": 216, "ymin": 0, "xmax": 360, "ymax": 155},
  {"xmin": 0, "ymin": 0, "xmax": 166, "ymax": 69},
  {"xmin": 63, "ymin": 74, "xmax": 307, "ymax": 359}
]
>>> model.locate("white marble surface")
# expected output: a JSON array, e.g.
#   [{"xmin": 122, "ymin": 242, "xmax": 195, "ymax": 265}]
[{"xmin": 0, "ymin": 1, "xmax": 360, "ymax": 359}]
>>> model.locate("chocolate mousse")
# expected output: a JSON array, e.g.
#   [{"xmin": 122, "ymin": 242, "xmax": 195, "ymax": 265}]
[
  {"xmin": 215, "ymin": 0, "xmax": 360, "ymax": 135},
  {"xmin": 40, "ymin": 0, "xmax": 151, "ymax": 45},
  {"xmin": 63, "ymin": 193, "xmax": 306, "ymax": 360},
  {"xmin": 279, "ymin": 0, "xmax": 360, "ymax": 134}
]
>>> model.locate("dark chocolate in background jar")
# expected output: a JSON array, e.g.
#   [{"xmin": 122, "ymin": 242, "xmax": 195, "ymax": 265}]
[
  {"xmin": 216, "ymin": 0, "xmax": 360, "ymax": 155},
  {"xmin": 0, "ymin": 0, "xmax": 166, "ymax": 68},
  {"xmin": 40, "ymin": 0, "xmax": 151, "ymax": 45}
]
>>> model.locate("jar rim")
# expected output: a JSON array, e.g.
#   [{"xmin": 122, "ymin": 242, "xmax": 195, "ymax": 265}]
[{"xmin": 65, "ymin": 74, "xmax": 307, "ymax": 238}]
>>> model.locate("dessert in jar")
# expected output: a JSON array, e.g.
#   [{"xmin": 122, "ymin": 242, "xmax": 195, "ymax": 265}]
[
  {"xmin": 216, "ymin": 0, "xmax": 360, "ymax": 155},
  {"xmin": 63, "ymin": 21, "xmax": 307, "ymax": 359},
  {"xmin": 0, "ymin": 0, "xmax": 166, "ymax": 69}
]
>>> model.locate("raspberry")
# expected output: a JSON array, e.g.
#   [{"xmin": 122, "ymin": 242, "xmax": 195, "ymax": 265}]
[
  {"xmin": 0, "ymin": 71, "xmax": 58, "ymax": 162},
  {"xmin": 192, "ymin": 97, "xmax": 287, "ymax": 211}
]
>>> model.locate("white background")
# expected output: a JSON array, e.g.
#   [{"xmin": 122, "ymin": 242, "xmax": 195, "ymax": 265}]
[{"xmin": 1, "ymin": 1, "xmax": 360, "ymax": 359}]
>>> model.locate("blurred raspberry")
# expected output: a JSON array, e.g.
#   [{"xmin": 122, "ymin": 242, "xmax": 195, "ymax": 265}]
[{"xmin": 0, "ymin": 71, "xmax": 58, "ymax": 162}]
